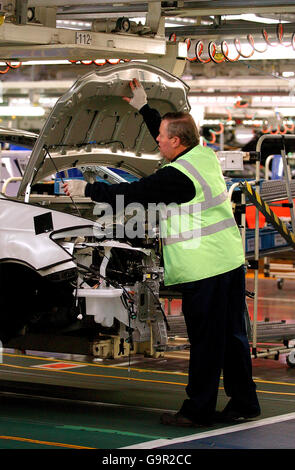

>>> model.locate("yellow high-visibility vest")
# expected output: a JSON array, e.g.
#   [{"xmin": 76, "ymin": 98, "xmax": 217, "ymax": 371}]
[{"xmin": 160, "ymin": 145, "xmax": 245, "ymax": 286}]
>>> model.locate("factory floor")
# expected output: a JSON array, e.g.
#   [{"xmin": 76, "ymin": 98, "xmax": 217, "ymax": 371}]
[{"xmin": 1, "ymin": 274, "xmax": 295, "ymax": 453}]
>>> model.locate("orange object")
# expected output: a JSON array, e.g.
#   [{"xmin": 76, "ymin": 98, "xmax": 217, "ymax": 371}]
[{"xmin": 246, "ymin": 199, "xmax": 293, "ymax": 228}]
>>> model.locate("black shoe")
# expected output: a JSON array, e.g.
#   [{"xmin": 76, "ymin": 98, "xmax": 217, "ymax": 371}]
[{"xmin": 216, "ymin": 402, "xmax": 261, "ymax": 423}]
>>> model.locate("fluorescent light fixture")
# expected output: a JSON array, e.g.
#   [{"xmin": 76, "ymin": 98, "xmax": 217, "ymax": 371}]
[
  {"xmin": 191, "ymin": 96, "xmax": 236, "ymax": 105},
  {"xmin": 56, "ymin": 19, "xmax": 92, "ymax": 29},
  {"xmin": 244, "ymin": 45, "xmax": 295, "ymax": 60},
  {"xmin": 10, "ymin": 97, "xmax": 58, "ymax": 106},
  {"xmin": 0, "ymin": 60, "xmax": 69, "ymax": 66},
  {"xmin": 40, "ymin": 97, "xmax": 58, "ymax": 106},
  {"xmin": 220, "ymin": 14, "xmax": 289, "ymax": 24},
  {"xmin": 203, "ymin": 119, "xmax": 222, "ymax": 125},
  {"xmin": 56, "ymin": 16, "xmax": 195, "ymax": 29},
  {"xmin": 0, "ymin": 106, "xmax": 45, "ymax": 116},
  {"xmin": 165, "ymin": 17, "xmax": 195, "ymax": 23},
  {"xmin": 243, "ymin": 119, "xmax": 264, "ymax": 125},
  {"xmin": 164, "ymin": 16, "xmax": 196, "ymax": 27},
  {"xmin": 275, "ymin": 107, "xmax": 295, "ymax": 116}
]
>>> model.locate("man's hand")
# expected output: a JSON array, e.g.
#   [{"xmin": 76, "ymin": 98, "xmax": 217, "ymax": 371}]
[
  {"xmin": 62, "ymin": 180, "xmax": 87, "ymax": 197},
  {"xmin": 123, "ymin": 78, "xmax": 147, "ymax": 110}
]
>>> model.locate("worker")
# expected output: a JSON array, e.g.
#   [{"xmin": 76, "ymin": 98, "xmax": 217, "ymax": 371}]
[{"xmin": 63, "ymin": 79, "xmax": 260, "ymax": 427}]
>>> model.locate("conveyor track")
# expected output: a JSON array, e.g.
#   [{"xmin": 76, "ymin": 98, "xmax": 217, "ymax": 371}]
[
  {"xmin": 260, "ymin": 180, "xmax": 295, "ymax": 203},
  {"xmin": 167, "ymin": 315, "xmax": 295, "ymax": 343}
]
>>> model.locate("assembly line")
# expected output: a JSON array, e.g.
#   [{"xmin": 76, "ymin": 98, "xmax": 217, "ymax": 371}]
[{"xmin": 1, "ymin": 0, "xmax": 295, "ymax": 455}]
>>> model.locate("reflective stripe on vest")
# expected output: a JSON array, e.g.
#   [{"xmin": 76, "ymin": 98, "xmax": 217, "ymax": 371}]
[
  {"xmin": 163, "ymin": 217, "xmax": 237, "ymax": 246},
  {"xmin": 160, "ymin": 189, "xmax": 228, "ymax": 220}
]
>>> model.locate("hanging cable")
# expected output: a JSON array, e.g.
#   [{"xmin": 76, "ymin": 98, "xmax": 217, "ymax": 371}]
[
  {"xmin": 213, "ymin": 122, "xmax": 225, "ymax": 135},
  {"xmin": 234, "ymin": 38, "xmax": 255, "ymax": 59},
  {"xmin": 208, "ymin": 41, "xmax": 226, "ymax": 63},
  {"xmin": 6, "ymin": 61, "xmax": 22, "ymax": 69},
  {"xmin": 195, "ymin": 40, "xmax": 212, "ymax": 63},
  {"xmin": 235, "ymin": 99, "xmax": 249, "ymax": 108},
  {"xmin": 0, "ymin": 64, "xmax": 9, "ymax": 74},
  {"xmin": 247, "ymin": 34, "xmax": 267, "ymax": 53},
  {"xmin": 262, "ymin": 28, "xmax": 279, "ymax": 47},
  {"xmin": 221, "ymin": 40, "xmax": 241, "ymax": 62},
  {"xmin": 69, "ymin": 58, "xmax": 132, "ymax": 67},
  {"xmin": 185, "ymin": 38, "xmax": 197, "ymax": 62},
  {"xmin": 0, "ymin": 61, "xmax": 22, "ymax": 74},
  {"xmin": 170, "ymin": 22, "xmax": 295, "ymax": 64}
]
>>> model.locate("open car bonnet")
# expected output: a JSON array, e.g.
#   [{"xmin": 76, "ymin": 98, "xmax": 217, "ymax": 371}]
[{"xmin": 18, "ymin": 62, "xmax": 190, "ymax": 197}]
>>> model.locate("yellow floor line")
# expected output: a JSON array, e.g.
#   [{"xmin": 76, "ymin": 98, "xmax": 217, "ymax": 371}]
[
  {"xmin": 1, "ymin": 362, "xmax": 295, "ymax": 398},
  {"xmin": 257, "ymin": 389, "xmax": 295, "ymax": 396},
  {"xmin": 0, "ymin": 362, "xmax": 186, "ymax": 386},
  {"xmin": 0, "ymin": 435, "xmax": 95, "ymax": 449},
  {"xmin": 3, "ymin": 352, "xmax": 295, "ymax": 389},
  {"xmin": 2, "ymin": 352, "xmax": 188, "ymax": 377}
]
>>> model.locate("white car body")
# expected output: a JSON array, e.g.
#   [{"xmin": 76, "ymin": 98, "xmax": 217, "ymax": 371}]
[{"xmin": 0, "ymin": 62, "xmax": 190, "ymax": 355}]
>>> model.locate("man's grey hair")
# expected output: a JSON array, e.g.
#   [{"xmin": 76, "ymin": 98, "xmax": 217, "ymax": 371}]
[{"xmin": 162, "ymin": 112, "xmax": 200, "ymax": 148}]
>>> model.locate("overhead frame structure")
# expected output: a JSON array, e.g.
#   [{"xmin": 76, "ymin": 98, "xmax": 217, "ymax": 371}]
[
  {"xmin": 0, "ymin": 3, "xmax": 294, "ymax": 104},
  {"xmin": 0, "ymin": 22, "xmax": 167, "ymax": 61},
  {"xmin": 163, "ymin": 1, "xmax": 295, "ymax": 17},
  {"xmin": 0, "ymin": 1, "xmax": 166, "ymax": 62},
  {"xmin": 0, "ymin": 1, "xmax": 294, "ymax": 62}
]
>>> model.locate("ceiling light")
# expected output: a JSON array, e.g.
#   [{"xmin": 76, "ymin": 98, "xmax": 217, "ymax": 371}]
[
  {"xmin": 165, "ymin": 17, "xmax": 195, "ymax": 24},
  {"xmin": 0, "ymin": 106, "xmax": 45, "ymax": 116},
  {"xmin": 275, "ymin": 107, "xmax": 295, "ymax": 116},
  {"xmin": 243, "ymin": 44, "xmax": 295, "ymax": 60},
  {"xmin": 221, "ymin": 14, "xmax": 289, "ymax": 24},
  {"xmin": 10, "ymin": 97, "xmax": 58, "ymax": 107},
  {"xmin": 56, "ymin": 19, "xmax": 92, "ymax": 29},
  {"xmin": 0, "ymin": 60, "xmax": 69, "ymax": 66}
]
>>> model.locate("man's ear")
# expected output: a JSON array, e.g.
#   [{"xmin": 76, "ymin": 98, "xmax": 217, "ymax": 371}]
[{"xmin": 171, "ymin": 135, "xmax": 181, "ymax": 148}]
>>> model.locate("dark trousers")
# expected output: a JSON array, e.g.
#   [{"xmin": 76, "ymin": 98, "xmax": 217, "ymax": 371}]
[{"xmin": 178, "ymin": 265, "xmax": 259, "ymax": 422}]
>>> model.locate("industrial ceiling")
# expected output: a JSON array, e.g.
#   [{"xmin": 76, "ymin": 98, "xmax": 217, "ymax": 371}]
[{"xmin": 0, "ymin": 1, "xmax": 294, "ymax": 141}]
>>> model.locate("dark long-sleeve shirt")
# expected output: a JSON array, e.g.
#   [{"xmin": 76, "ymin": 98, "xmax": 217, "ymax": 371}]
[{"xmin": 85, "ymin": 105, "xmax": 196, "ymax": 208}]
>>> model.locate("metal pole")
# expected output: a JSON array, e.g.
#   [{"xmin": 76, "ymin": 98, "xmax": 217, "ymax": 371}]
[
  {"xmin": 241, "ymin": 191, "xmax": 246, "ymax": 251},
  {"xmin": 253, "ymin": 133, "xmax": 295, "ymax": 356},
  {"xmin": 16, "ymin": 0, "xmax": 28, "ymax": 24},
  {"xmin": 252, "ymin": 158, "xmax": 260, "ymax": 356},
  {"xmin": 281, "ymin": 135, "xmax": 295, "ymax": 233},
  {"xmin": 220, "ymin": 129, "xmax": 224, "ymax": 151}
]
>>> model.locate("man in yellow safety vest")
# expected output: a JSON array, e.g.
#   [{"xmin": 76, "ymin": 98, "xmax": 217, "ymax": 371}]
[{"xmin": 63, "ymin": 79, "xmax": 260, "ymax": 427}]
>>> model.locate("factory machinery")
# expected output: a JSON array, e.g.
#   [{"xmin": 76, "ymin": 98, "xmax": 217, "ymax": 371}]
[
  {"xmin": 2, "ymin": 66, "xmax": 295, "ymax": 366},
  {"xmin": 4, "ymin": 135, "xmax": 295, "ymax": 366}
]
